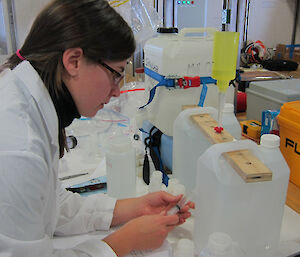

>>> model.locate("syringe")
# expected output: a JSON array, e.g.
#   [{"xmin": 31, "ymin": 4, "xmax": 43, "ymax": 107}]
[{"xmin": 167, "ymin": 195, "xmax": 188, "ymax": 215}]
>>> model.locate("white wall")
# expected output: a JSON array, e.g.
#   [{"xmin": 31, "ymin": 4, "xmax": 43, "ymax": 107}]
[
  {"xmin": 13, "ymin": 0, "xmax": 50, "ymax": 48},
  {"xmin": 246, "ymin": 0, "xmax": 296, "ymax": 48},
  {"xmin": 206, "ymin": 0, "xmax": 223, "ymax": 30},
  {"xmin": 0, "ymin": 2, "xmax": 7, "ymax": 53}
]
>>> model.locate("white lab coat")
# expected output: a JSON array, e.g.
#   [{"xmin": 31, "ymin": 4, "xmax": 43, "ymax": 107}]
[{"xmin": 0, "ymin": 61, "xmax": 117, "ymax": 257}]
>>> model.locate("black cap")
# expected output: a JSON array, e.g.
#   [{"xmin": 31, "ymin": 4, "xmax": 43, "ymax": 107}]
[
  {"xmin": 157, "ymin": 27, "xmax": 178, "ymax": 34},
  {"xmin": 66, "ymin": 135, "xmax": 78, "ymax": 149}
]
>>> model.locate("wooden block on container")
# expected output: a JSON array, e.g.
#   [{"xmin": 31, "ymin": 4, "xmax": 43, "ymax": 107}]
[
  {"xmin": 190, "ymin": 113, "xmax": 272, "ymax": 183},
  {"xmin": 223, "ymin": 150, "xmax": 272, "ymax": 183},
  {"xmin": 182, "ymin": 105, "xmax": 198, "ymax": 110},
  {"xmin": 190, "ymin": 113, "xmax": 234, "ymax": 143}
]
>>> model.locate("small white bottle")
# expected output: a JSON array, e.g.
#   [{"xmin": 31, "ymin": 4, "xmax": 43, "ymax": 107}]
[
  {"xmin": 199, "ymin": 232, "xmax": 233, "ymax": 257},
  {"xmin": 222, "ymin": 103, "xmax": 241, "ymax": 140},
  {"xmin": 105, "ymin": 136, "xmax": 136, "ymax": 199},
  {"xmin": 174, "ymin": 239, "xmax": 194, "ymax": 257},
  {"xmin": 167, "ymin": 178, "xmax": 179, "ymax": 195},
  {"xmin": 172, "ymin": 183, "xmax": 186, "ymax": 196},
  {"xmin": 149, "ymin": 170, "xmax": 163, "ymax": 193}
]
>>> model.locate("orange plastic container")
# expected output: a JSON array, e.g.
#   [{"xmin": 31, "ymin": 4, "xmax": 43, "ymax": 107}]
[{"xmin": 278, "ymin": 101, "xmax": 300, "ymax": 186}]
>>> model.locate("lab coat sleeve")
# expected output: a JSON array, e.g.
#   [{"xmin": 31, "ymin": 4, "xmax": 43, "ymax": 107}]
[
  {"xmin": 0, "ymin": 151, "xmax": 117, "ymax": 257},
  {"xmin": 0, "ymin": 233, "xmax": 117, "ymax": 257},
  {"xmin": 55, "ymin": 183, "xmax": 117, "ymax": 236}
]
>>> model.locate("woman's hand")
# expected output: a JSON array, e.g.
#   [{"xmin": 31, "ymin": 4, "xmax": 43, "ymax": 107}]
[
  {"xmin": 111, "ymin": 191, "xmax": 195, "ymax": 226},
  {"xmin": 103, "ymin": 213, "xmax": 179, "ymax": 256},
  {"xmin": 136, "ymin": 191, "xmax": 195, "ymax": 225}
]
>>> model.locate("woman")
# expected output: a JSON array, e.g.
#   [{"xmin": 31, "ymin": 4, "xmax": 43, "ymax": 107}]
[{"xmin": 0, "ymin": 0, "xmax": 194, "ymax": 256}]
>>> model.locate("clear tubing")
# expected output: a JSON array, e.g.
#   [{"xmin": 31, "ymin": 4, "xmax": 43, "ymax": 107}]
[{"xmin": 218, "ymin": 92, "xmax": 226, "ymax": 127}]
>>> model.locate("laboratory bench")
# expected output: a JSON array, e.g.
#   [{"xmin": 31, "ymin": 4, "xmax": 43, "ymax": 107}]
[
  {"xmin": 58, "ymin": 151, "xmax": 300, "ymax": 256},
  {"xmin": 237, "ymin": 65, "xmax": 300, "ymax": 92}
]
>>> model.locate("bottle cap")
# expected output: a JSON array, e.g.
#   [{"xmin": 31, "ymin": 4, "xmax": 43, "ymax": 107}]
[
  {"xmin": 168, "ymin": 178, "xmax": 179, "ymax": 187},
  {"xmin": 260, "ymin": 134, "xmax": 280, "ymax": 148},
  {"xmin": 207, "ymin": 232, "xmax": 232, "ymax": 256},
  {"xmin": 172, "ymin": 184, "xmax": 186, "ymax": 195},
  {"xmin": 157, "ymin": 27, "xmax": 178, "ymax": 33},
  {"xmin": 175, "ymin": 239, "xmax": 194, "ymax": 257},
  {"xmin": 152, "ymin": 170, "xmax": 162, "ymax": 177},
  {"xmin": 106, "ymin": 136, "xmax": 132, "ymax": 153},
  {"xmin": 66, "ymin": 135, "xmax": 78, "ymax": 149}
]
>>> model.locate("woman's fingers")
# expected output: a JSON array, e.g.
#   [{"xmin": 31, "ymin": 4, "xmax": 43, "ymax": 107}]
[{"xmin": 161, "ymin": 191, "xmax": 182, "ymax": 203}]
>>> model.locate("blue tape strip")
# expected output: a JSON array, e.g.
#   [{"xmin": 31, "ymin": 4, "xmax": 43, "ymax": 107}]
[
  {"xmin": 198, "ymin": 77, "xmax": 216, "ymax": 106},
  {"xmin": 140, "ymin": 67, "xmax": 216, "ymax": 109},
  {"xmin": 139, "ymin": 68, "xmax": 175, "ymax": 109},
  {"xmin": 198, "ymin": 83, "xmax": 207, "ymax": 107}
]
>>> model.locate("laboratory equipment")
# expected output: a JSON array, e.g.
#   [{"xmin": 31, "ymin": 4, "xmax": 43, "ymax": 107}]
[
  {"xmin": 105, "ymin": 135, "xmax": 136, "ymax": 199},
  {"xmin": 261, "ymin": 109, "xmax": 280, "ymax": 136},
  {"xmin": 59, "ymin": 172, "xmax": 89, "ymax": 181},
  {"xmin": 239, "ymin": 119, "xmax": 262, "ymax": 142},
  {"xmin": 194, "ymin": 136, "xmax": 290, "ymax": 256},
  {"xmin": 174, "ymin": 0, "xmax": 223, "ymax": 31},
  {"xmin": 211, "ymin": 31, "xmax": 239, "ymax": 126},
  {"xmin": 167, "ymin": 195, "xmax": 188, "ymax": 215},
  {"xmin": 139, "ymin": 27, "xmax": 235, "ymax": 179},
  {"xmin": 141, "ymin": 27, "xmax": 235, "ymax": 137},
  {"xmin": 174, "ymin": 0, "xmax": 207, "ymax": 31},
  {"xmin": 66, "ymin": 176, "xmax": 107, "ymax": 194},
  {"xmin": 166, "ymin": 178, "xmax": 180, "ymax": 194},
  {"xmin": 246, "ymin": 79, "xmax": 300, "ymax": 122},
  {"xmin": 172, "ymin": 106, "xmax": 240, "ymax": 194},
  {"xmin": 278, "ymin": 101, "xmax": 300, "ymax": 187},
  {"xmin": 66, "ymin": 135, "xmax": 78, "ymax": 149},
  {"xmin": 218, "ymin": 103, "xmax": 241, "ymax": 139},
  {"xmin": 148, "ymin": 170, "xmax": 163, "ymax": 193}
]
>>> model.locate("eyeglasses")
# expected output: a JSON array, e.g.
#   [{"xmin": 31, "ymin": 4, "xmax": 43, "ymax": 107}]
[{"xmin": 99, "ymin": 61, "xmax": 124, "ymax": 85}]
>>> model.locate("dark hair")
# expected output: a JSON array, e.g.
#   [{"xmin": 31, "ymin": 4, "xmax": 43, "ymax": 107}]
[{"xmin": 2, "ymin": 0, "xmax": 135, "ymax": 157}]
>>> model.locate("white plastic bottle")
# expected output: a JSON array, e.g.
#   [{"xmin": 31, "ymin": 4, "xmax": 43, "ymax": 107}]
[
  {"xmin": 199, "ymin": 232, "xmax": 233, "ymax": 257},
  {"xmin": 149, "ymin": 170, "xmax": 163, "ymax": 193},
  {"xmin": 173, "ymin": 107, "xmax": 218, "ymax": 195},
  {"xmin": 173, "ymin": 106, "xmax": 242, "ymax": 195},
  {"xmin": 194, "ymin": 139, "xmax": 290, "ymax": 256},
  {"xmin": 105, "ymin": 136, "xmax": 136, "ymax": 199},
  {"xmin": 221, "ymin": 103, "xmax": 241, "ymax": 139},
  {"xmin": 171, "ymin": 183, "xmax": 186, "ymax": 196},
  {"xmin": 174, "ymin": 238, "xmax": 194, "ymax": 257},
  {"xmin": 167, "ymin": 178, "xmax": 179, "ymax": 195}
]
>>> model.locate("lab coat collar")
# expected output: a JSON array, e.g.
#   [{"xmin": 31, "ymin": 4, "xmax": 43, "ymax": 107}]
[{"xmin": 13, "ymin": 61, "xmax": 58, "ymax": 148}]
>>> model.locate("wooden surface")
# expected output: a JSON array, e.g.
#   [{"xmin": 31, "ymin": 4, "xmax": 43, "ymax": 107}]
[
  {"xmin": 191, "ymin": 113, "xmax": 272, "ymax": 183},
  {"xmin": 240, "ymin": 70, "xmax": 285, "ymax": 81},
  {"xmin": 182, "ymin": 105, "xmax": 198, "ymax": 111},
  {"xmin": 278, "ymin": 64, "xmax": 300, "ymax": 79},
  {"xmin": 191, "ymin": 114, "xmax": 234, "ymax": 143},
  {"xmin": 224, "ymin": 150, "xmax": 272, "ymax": 183},
  {"xmin": 239, "ymin": 65, "xmax": 300, "ymax": 81}
]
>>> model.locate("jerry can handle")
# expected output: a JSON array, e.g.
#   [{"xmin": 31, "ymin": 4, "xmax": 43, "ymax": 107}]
[{"xmin": 179, "ymin": 27, "xmax": 216, "ymax": 38}]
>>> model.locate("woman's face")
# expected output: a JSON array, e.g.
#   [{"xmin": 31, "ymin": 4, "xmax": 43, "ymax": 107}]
[{"xmin": 63, "ymin": 50, "xmax": 126, "ymax": 117}]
